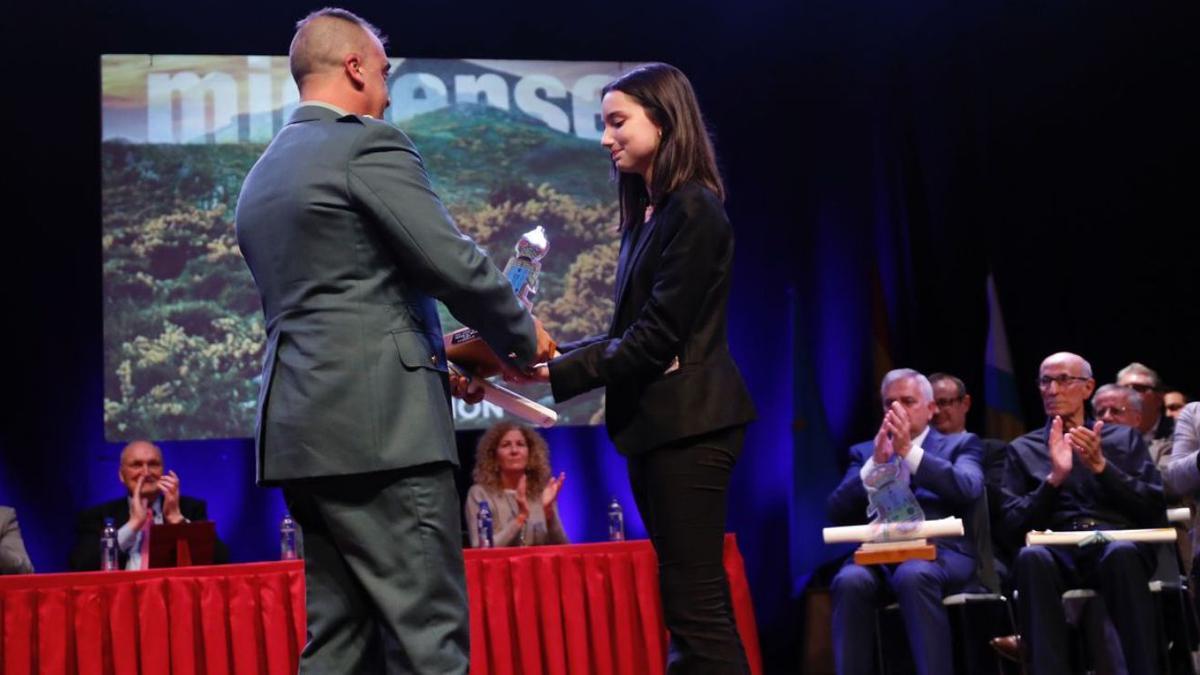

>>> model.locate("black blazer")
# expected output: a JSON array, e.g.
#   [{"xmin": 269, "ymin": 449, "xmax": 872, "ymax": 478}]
[
  {"xmin": 68, "ymin": 495, "xmax": 229, "ymax": 571},
  {"xmin": 549, "ymin": 182, "xmax": 756, "ymax": 454}
]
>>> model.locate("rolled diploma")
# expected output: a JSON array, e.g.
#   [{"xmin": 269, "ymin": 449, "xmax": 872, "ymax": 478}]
[
  {"xmin": 450, "ymin": 365, "xmax": 558, "ymax": 428},
  {"xmin": 1167, "ymin": 507, "xmax": 1190, "ymax": 524},
  {"xmin": 1025, "ymin": 528, "xmax": 1177, "ymax": 547},
  {"xmin": 822, "ymin": 517, "xmax": 964, "ymax": 545}
]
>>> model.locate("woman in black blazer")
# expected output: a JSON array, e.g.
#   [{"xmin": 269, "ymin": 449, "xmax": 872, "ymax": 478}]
[{"xmin": 527, "ymin": 62, "xmax": 756, "ymax": 674}]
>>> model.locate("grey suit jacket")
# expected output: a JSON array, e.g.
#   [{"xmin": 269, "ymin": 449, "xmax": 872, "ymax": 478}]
[
  {"xmin": 1162, "ymin": 402, "xmax": 1200, "ymax": 561},
  {"xmin": 0, "ymin": 506, "xmax": 34, "ymax": 574},
  {"xmin": 236, "ymin": 105, "xmax": 537, "ymax": 483},
  {"xmin": 1162, "ymin": 403, "xmax": 1200, "ymax": 497}
]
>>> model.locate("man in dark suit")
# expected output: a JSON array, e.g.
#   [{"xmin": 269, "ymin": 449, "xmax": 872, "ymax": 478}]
[
  {"xmin": 69, "ymin": 440, "xmax": 228, "ymax": 570},
  {"xmin": 929, "ymin": 372, "xmax": 1017, "ymax": 582},
  {"xmin": 1003, "ymin": 352, "xmax": 1165, "ymax": 675},
  {"xmin": 827, "ymin": 368, "xmax": 984, "ymax": 675},
  {"xmin": 235, "ymin": 9, "xmax": 551, "ymax": 674}
]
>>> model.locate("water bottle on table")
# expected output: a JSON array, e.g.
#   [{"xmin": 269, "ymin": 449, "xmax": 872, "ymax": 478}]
[
  {"xmin": 280, "ymin": 513, "xmax": 299, "ymax": 560},
  {"xmin": 608, "ymin": 496, "xmax": 625, "ymax": 541},
  {"xmin": 100, "ymin": 516, "xmax": 119, "ymax": 571},
  {"xmin": 477, "ymin": 500, "xmax": 494, "ymax": 548}
]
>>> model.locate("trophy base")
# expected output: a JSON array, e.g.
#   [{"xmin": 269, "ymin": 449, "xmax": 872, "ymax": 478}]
[
  {"xmin": 444, "ymin": 328, "xmax": 504, "ymax": 378},
  {"xmin": 853, "ymin": 540, "xmax": 936, "ymax": 566}
]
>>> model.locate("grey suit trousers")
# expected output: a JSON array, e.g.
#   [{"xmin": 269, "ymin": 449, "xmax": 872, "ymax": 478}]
[{"xmin": 283, "ymin": 463, "xmax": 468, "ymax": 674}]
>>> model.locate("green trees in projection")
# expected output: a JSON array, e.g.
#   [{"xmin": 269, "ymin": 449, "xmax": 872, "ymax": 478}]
[
  {"xmin": 102, "ymin": 143, "xmax": 265, "ymax": 439},
  {"xmin": 102, "ymin": 106, "xmax": 620, "ymax": 440}
]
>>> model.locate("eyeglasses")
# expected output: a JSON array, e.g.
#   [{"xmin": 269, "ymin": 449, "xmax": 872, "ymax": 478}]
[
  {"xmin": 1095, "ymin": 406, "xmax": 1127, "ymax": 417},
  {"xmin": 1038, "ymin": 375, "xmax": 1090, "ymax": 390},
  {"xmin": 934, "ymin": 396, "xmax": 964, "ymax": 408},
  {"xmin": 1124, "ymin": 382, "xmax": 1158, "ymax": 394}
]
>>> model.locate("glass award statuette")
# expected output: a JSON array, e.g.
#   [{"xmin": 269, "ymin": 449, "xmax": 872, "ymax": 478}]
[
  {"xmin": 503, "ymin": 225, "xmax": 549, "ymax": 310},
  {"xmin": 444, "ymin": 227, "xmax": 558, "ymax": 428},
  {"xmin": 445, "ymin": 227, "xmax": 550, "ymax": 377}
]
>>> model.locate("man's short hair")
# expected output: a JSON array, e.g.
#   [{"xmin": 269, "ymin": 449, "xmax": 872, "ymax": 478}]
[
  {"xmin": 1092, "ymin": 383, "xmax": 1144, "ymax": 414},
  {"xmin": 928, "ymin": 372, "xmax": 967, "ymax": 398},
  {"xmin": 1117, "ymin": 362, "xmax": 1162, "ymax": 389},
  {"xmin": 120, "ymin": 439, "xmax": 163, "ymax": 463},
  {"xmin": 289, "ymin": 7, "xmax": 387, "ymax": 86},
  {"xmin": 880, "ymin": 368, "xmax": 934, "ymax": 402},
  {"xmin": 1041, "ymin": 352, "xmax": 1093, "ymax": 379}
]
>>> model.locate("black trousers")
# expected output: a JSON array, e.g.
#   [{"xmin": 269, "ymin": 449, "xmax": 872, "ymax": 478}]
[
  {"xmin": 627, "ymin": 426, "xmax": 749, "ymax": 675},
  {"xmin": 1015, "ymin": 541, "xmax": 1159, "ymax": 675},
  {"xmin": 282, "ymin": 462, "xmax": 469, "ymax": 675}
]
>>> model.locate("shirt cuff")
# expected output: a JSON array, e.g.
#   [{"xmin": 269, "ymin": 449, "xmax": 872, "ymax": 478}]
[
  {"xmin": 859, "ymin": 457, "xmax": 878, "ymax": 484},
  {"xmin": 116, "ymin": 523, "xmax": 137, "ymax": 552},
  {"xmin": 905, "ymin": 445, "xmax": 925, "ymax": 475}
]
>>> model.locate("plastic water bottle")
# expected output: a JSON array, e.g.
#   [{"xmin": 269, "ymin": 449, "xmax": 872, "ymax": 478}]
[
  {"xmin": 477, "ymin": 500, "xmax": 494, "ymax": 548},
  {"xmin": 280, "ymin": 513, "xmax": 299, "ymax": 560},
  {"xmin": 608, "ymin": 496, "xmax": 625, "ymax": 541},
  {"xmin": 100, "ymin": 517, "xmax": 119, "ymax": 571}
]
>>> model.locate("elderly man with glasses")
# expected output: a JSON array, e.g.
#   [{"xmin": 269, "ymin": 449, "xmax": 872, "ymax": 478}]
[
  {"xmin": 1117, "ymin": 361, "xmax": 1175, "ymax": 455},
  {"xmin": 1001, "ymin": 352, "xmax": 1165, "ymax": 675}
]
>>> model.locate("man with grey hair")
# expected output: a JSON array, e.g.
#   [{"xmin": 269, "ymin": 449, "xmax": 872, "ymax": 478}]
[
  {"xmin": 1002, "ymin": 352, "xmax": 1164, "ymax": 674},
  {"xmin": 827, "ymin": 368, "xmax": 984, "ymax": 675},
  {"xmin": 1091, "ymin": 383, "xmax": 1175, "ymax": 470},
  {"xmin": 236, "ymin": 8, "xmax": 554, "ymax": 673},
  {"xmin": 1117, "ymin": 361, "xmax": 1175, "ymax": 452},
  {"xmin": 68, "ymin": 440, "xmax": 228, "ymax": 570}
]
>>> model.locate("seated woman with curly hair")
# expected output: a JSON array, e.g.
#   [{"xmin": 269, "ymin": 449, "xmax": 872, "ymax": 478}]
[{"xmin": 464, "ymin": 422, "xmax": 568, "ymax": 547}]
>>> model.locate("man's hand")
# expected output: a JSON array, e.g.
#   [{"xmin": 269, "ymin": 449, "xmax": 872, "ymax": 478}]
[
  {"xmin": 128, "ymin": 475, "xmax": 151, "ymax": 530},
  {"xmin": 883, "ymin": 402, "xmax": 914, "ymax": 458},
  {"xmin": 1069, "ymin": 420, "xmax": 1106, "ymax": 474},
  {"xmin": 1047, "ymin": 416, "xmax": 1073, "ymax": 486},
  {"xmin": 542, "ymin": 472, "xmax": 566, "ymax": 512},
  {"xmin": 532, "ymin": 316, "xmax": 557, "ymax": 364},
  {"xmin": 159, "ymin": 471, "xmax": 185, "ymax": 524},
  {"xmin": 449, "ymin": 371, "xmax": 485, "ymax": 404},
  {"xmin": 872, "ymin": 420, "xmax": 894, "ymax": 464}
]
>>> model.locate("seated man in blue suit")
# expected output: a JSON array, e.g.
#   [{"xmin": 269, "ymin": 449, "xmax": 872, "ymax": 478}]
[
  {"xmin": 828, "ymin": 368, "xmax": 984, "ymax": 675},
  {"xmin": 1003, "ymin": 351, "xmax": 1164, "ymax": 675}
]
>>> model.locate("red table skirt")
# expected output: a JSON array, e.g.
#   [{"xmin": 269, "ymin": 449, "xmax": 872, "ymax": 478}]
[
  {"xmin": 464, "ymin": 534, "xmax": 762, "ymax": 675},
  {"xmin": 0, "ymin": 535, "xmax": 760, "ymax": 675}
]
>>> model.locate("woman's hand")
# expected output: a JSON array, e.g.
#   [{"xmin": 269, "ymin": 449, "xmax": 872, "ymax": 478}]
[
  {"xmin": 515, "ymin": 475, "xmax": 531, "ymax": 524},
  {"xmin": 542, "ymin": 472, "xmax": 566, "ymax": 512}
]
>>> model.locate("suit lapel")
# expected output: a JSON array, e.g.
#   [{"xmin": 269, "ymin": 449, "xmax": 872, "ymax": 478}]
[
  {"xmin": 610, "ymin": 216, "xmax": 658, "ymax": 330},
  {"xmin": 923, "ymin": 429, "xmax": 945, "ymax": 460}
]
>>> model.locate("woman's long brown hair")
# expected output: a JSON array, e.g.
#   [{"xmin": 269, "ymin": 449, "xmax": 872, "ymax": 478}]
[{"xmin": 602, "ymin": 63, "xmax": 724, "ymax": 230}]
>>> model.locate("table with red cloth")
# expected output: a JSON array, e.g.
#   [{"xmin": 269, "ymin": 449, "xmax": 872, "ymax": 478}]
[{"xmin": 0, "ymin": 534, "xmax": 761, "ymax": 675}]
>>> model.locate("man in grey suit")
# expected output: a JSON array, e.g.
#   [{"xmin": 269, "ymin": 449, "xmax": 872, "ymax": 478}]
[
  {"xmin": 235, "ymin": 9, "xmax": 553, "ymax": 673},
  {"xmin": 0, "ymin": 506, "xmax": 34, "ymax": 574}
]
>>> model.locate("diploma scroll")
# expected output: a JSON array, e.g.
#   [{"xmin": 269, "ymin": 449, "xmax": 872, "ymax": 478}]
[
  {"xmin": 823, "ymin": 517, "xmax": 965, "ymax": 545},
  {"xmin": 1167, "ymin": 507, "xmax": 1190, "ymax": 524},
  {"xmin": 1025, "ymin": 528, "xmax": 1177, "ymax": 547}
]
